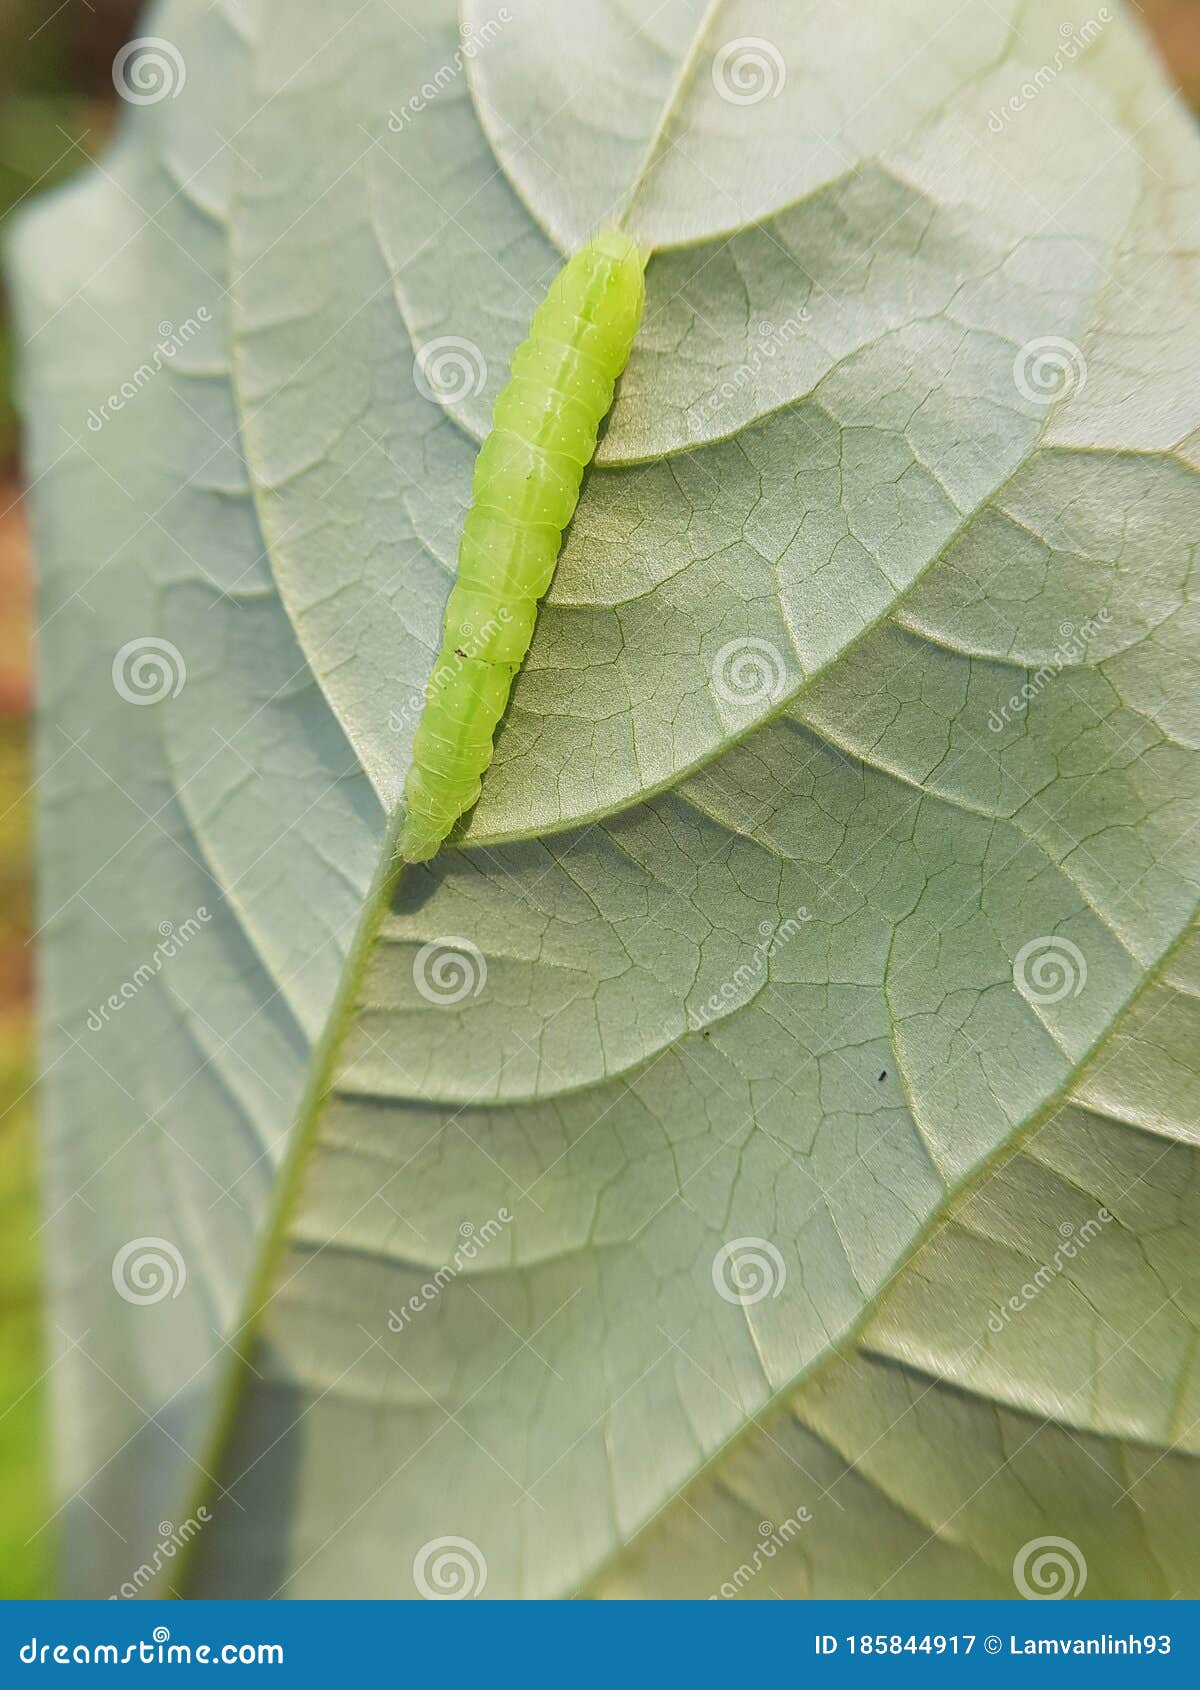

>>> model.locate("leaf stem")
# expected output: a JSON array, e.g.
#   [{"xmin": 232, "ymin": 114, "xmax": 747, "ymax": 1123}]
[{"xmin": 171, "ymin": 807, "xmax": 408, "ymax": 1595}]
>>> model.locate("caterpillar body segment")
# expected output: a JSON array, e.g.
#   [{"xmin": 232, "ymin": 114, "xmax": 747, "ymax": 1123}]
[{"xmin": 400, "ymin": 229, "xmax": 647, "ymax": 863}]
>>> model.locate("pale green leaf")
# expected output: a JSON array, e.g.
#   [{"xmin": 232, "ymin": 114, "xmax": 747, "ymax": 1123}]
[{"xmin": 11, "ymin": 0, "xmax": 1200, "ymax": 1600}]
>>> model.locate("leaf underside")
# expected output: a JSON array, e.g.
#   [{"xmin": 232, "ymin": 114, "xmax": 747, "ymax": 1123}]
[{"xmin": 11, "ymin": 0, "xmax": 1200, "ymax": 1598}]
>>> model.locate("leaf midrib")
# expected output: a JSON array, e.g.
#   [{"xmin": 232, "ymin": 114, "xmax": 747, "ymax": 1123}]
[
  {"xmin": 172, "ymin": 812, "xmax": 407, "ymax": 1597},
  {"xmin": 462, "ymin": 0, "xmax": 1063, "ymax": 258}
]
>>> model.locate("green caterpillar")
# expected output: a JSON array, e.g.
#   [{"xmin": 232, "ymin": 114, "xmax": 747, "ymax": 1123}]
[{"xmin": 400, "ymin": 229, "xmax": 647, "ymax": 863}]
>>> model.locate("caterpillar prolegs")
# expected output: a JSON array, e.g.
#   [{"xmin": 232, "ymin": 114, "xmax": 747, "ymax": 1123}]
[{"xmin": 399, "ymin": 230, "xmax": 647, "ymax": 863}]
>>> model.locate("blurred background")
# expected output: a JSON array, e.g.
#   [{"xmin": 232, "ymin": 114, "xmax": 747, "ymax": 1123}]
[
  {"xmin": 0, "ymin": 0, "xmax": 1196, "ymax": 1601},
  {"xmin": 1, "ymin": 0, "xmax": 142, "ymax": 1599}
]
